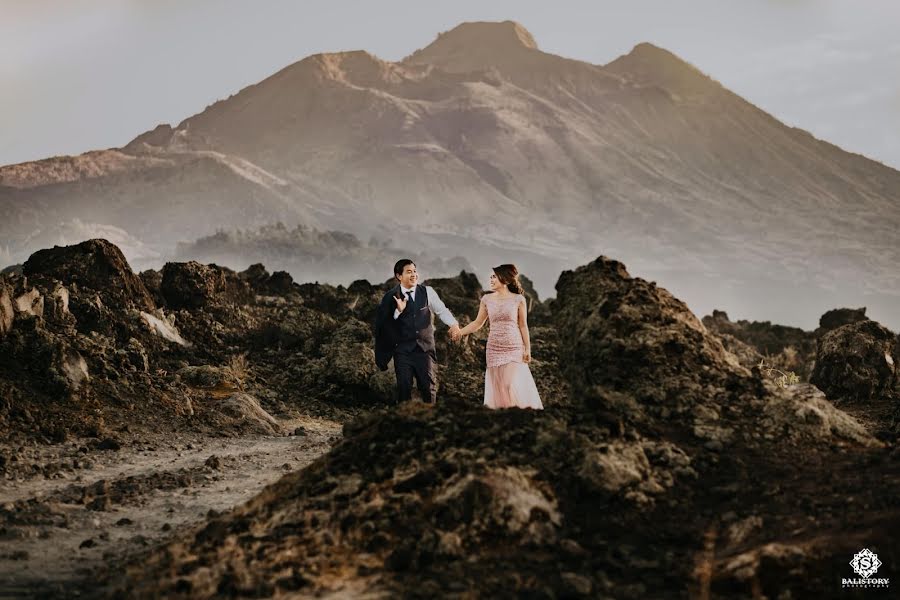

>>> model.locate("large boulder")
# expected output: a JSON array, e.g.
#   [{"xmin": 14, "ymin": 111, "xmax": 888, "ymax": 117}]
[
  {"xmin": 817, "ymin": 306, "xmax": 868, "ymax": 332},
  {"xmin": 553, "ymin": 256, "xmax": 750, "ymax": 420},
  {"xmin": 22, "ymin": 238, "xmax": 154, "ymax": 311},
  {"xmin": 810, "ymin": 319, "xmax": 900, "ymax": 403}
]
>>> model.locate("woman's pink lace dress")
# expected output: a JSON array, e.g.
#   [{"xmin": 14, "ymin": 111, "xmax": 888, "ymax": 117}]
[{"xmin": 482, "ymin": 293, "xmax": 543, "ymax": 410}]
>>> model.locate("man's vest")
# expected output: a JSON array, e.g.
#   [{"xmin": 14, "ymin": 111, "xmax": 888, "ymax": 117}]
[{"xmin": 395, "ymin": 284, "xmax": 434, "ymax": 353}]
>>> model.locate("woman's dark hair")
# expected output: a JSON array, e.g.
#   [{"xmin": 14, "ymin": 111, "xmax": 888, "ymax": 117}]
[
  {"xmin": 394, "ymin": 259, "xmax": 415, "ymax": 278},
  {"xmin": 493, "ymin": 264, "xmax": 522, "ymax": 294}
]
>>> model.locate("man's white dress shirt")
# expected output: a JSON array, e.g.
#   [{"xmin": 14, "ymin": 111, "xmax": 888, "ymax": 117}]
[{"xmin": 393, "ymin": 285, "xmax": 458, "ymax": 327}]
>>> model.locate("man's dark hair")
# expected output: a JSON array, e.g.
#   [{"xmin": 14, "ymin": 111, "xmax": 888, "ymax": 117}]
[{"xmin": 394, "ymin": 259, "xmax": 415, "ymax": 277}]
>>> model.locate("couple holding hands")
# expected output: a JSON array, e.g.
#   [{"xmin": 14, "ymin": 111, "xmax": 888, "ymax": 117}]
[{"xmin": 374, "ymin": 259, "xmax": 543, "ymax": 410}]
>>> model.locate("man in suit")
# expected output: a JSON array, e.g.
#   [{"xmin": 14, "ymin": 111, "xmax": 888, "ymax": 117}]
[{"xmin": 374, "ymin": 259, "xmax": 461, "ymax": 404}]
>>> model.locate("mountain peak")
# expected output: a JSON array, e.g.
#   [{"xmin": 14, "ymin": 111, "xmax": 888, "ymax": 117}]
[
  {"xmin": 604, "ymin": 42, "xmax": 719, "ymax": 95},
  {"xmin": 403, "ymin": 20, "xmax": 539, "ymax": 71},
  {"xmin": 449, "ymin": 20, "xmax": 538, "ymax": 49},
  {"xmin": 621, "ymin": 42, "xmax": 694, "ymax": 70},
  {"xmin": 628, "ymin": 42, "xmax": 673, "ymax": 57}
]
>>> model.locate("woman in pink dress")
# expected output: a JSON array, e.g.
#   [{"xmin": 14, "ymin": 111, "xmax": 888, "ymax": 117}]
[{"xmin": 455, "ymin": 264, "xmax": 544, "ymax": 410}]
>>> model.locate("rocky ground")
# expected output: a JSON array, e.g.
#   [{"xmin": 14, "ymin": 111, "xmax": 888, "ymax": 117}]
[
  {"xmin": 2, "ymin": 240, "xmax": 899, "ymax": 599},
  {"xmin": 0, "ymin": 415, "xmax": 340, "ymax": 598}
]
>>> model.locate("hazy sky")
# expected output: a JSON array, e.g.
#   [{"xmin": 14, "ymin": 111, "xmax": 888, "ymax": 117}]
[{"xmin": 2, "ymin": 0, "xmax": 898, "ymax": 169}]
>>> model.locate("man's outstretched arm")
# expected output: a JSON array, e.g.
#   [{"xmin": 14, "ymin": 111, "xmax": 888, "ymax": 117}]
[{"xmin": 426, "ymin": 286, "xmax": 461, "ymax": 339}]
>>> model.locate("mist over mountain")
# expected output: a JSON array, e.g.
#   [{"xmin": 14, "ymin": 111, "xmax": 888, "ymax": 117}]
[
  {"xmin": 173, "ymin": 222, "xmax": 474, "ymax": 285},
  {"xmin": 2, "ymin": 20, "xmax": 898, "ymax": 329}
]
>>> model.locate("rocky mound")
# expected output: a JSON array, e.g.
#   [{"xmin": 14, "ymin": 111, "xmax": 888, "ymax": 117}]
[
  {"xmin": 2, "ymin": 242, "xmax": 196, "ymax": 443},
  {"xmin": 23, "ymin": 238, "xmax": 155, "ymax": 312},
  {"xmin": 95, "ymin": 255, "xmax": 898, "ymax": 600},
  {"xmin": 555, "ymin": 258, "xmax": 748, "ymax": 414},
  {"xmin": 552, "ymin": 258, "xmax": 880, "ymax": 450},
  {"xmin": 809, "ymin": 319, "xmax": 900, "ymax": 441},
  {"xmin": 811, "ymin": 320, "xmax": 900, "ymax": 404},
  {"xmin": 818, "ymin": 306, "xmax": 869, "ymax": 332}
]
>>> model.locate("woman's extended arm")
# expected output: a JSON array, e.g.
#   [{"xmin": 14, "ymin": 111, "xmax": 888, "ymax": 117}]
[
  {"xmin": 458, "ymin": 298, "xmax": 488, "ymax": 337},
  {"xmin": 518, "ymin": 296, "xmax": 531, "ymax": 362}
]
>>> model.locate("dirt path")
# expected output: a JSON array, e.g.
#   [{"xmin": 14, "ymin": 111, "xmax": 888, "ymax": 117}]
[{"xmin": 0, "ymin": 415, "xmax": 342, "ymax": 599}]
